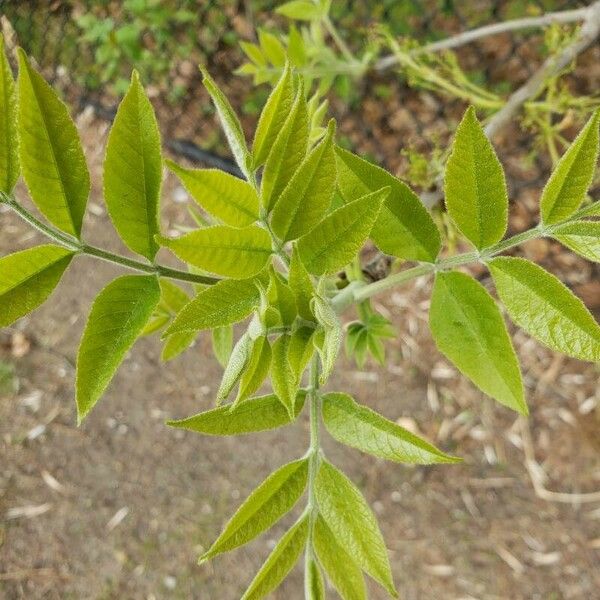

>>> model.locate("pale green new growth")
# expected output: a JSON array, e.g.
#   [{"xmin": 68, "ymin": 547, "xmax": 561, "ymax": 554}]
[{"xmin": 553, "ymin": 220, "xmax": 600, "ymax": 263}]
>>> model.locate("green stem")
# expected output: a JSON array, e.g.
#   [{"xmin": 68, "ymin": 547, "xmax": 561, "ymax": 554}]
[
  {"xmin": 322, "ymin": 15, "xmax": 358, "ymax": 65},
  {"xmin": 304, "ymin": 354, "xmax": 322, "ymax": 594},
  {"xmin": 2, "ymin": 194, "xmax": 219, "ymax": 286}
]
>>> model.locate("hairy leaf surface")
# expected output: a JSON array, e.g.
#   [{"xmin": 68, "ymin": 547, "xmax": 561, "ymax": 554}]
[
  {"xmin": 322, "ymin": 392, "xmax": 461, "ymax": 462},
  {"xmin": 541, "ymin": 110, "xmax": 599, "ymax": 224},
  {"xmin": 201, "ymin": 458, "xmax": 308, "ymax": 562},
  {"xmin": 444, "ymin": 107, "xmax": 508, "ymax": 249},
  {"xmin": 166, "ymin": 161, "xmax": 259, "ymax": 227},
  {"xmin": 288, "ymin": 245, "xmax": 315, "ymax": 321},
  {"xmin": 271, "ymin": 334, "xmax": 299, "ymax": 417},
  {"xmin": 0, "ymin": 245, "xmax": 73, "ymax": 327},
  {"xmin": 17, "ymin": 49, "xmax": 89, "ymax": 237},
  {"xmin": 76, "ymin": 275, "xmax": 160, "ymax": 422},
  {"xmin": 0, "ymin": 35, "xmax": 19, "ymax": 193},
  {"xmin": 430, "ymin": 271, "xmax": 526, "ymax": 414},
  {"xmin": 489, "ymin": 257, "xmax": 600, "ymax": 362},
  {"xmin": 335, "ymin": 146, "xmax": 440, "ymax": 261},
  {"xmin": 104, "ymin": 71, "xmax": 162, "ymax": 259},
  {"xmin": 553, "ymin": 221, "xmax": 600, "ymax": 263}
]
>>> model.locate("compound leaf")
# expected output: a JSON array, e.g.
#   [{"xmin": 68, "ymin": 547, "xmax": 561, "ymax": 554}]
[
  {"xmin": 313, "ymin": 515, "xmax": 366, "ymax": 600},
  {"xmin": 315, "ymin": 461, "xmax": 397, "ymax": 597},
  {"xmin": 241, "ymin": 514, "xmax": 309, "ymax": 600},
  {"xmin": 0, "ymin": 245, "xmax": 73, "ymax": 327},
  {"xmin": 76, "ymin": 275, "xmax": 160, "ymax": 422},
  {"xmin": 322, "ymin": 392, "xmax": 461, "ymax": 462},
  {"xmin": 104, "ymin": 71, "xmax": 162, "ymax": 259},
  {"xmin": 158, "ymin": 225, "xmax": 272, "ymax": 279},
  {"xmin": 489, "ymin": 256, "xmax": 600, "ymax": 362},
  {"xmin": 201, "ymin": 458, "xmax": 308, "ymax": 562},
  {"xmin": 271, "ymin": 120, "xmax": 336, "ymax": 241},
  {"xmin": 17, "ymin": 49, "xmax": 89, "ymax": 237},
  {"xmin": 444, "ymin": 106, "xmax": 508, "ymax": 249},
  {"xmin": 430, "ymin": 271, "xmax": 526, "ymax": 414},
  {"xmin": 335, "ymin": 146, "xmax": 440, "ymax": 262},
  {"xmin": 541, "ymin": 109, "xmax": 600, "ymax": 224},
  {"xmin": 166, "ymin": 161, "xmax": 259, "ymax": 227},
  {"xmin": 552, "ymin": 221, "xmax": 600, "ymax": 263},
  {"xmin": 165, "ymin": 277, "xmax": 261, "ymax": 335},
  {"xmin": 297, "ymin": 188, "xmax": 388, "ymax": 275},
  {"xmin": 167, "ymin": 391, "xmax": 306, "ymax": 435},
  {"xmin": 0, "ymin": 34, "xmax": 19, "ymax": 193}
]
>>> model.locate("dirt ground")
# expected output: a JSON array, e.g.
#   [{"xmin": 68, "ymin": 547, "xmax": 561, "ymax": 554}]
[{"xmin": 1, "ymin": 84, "xmax": 600, "ymax": 600}]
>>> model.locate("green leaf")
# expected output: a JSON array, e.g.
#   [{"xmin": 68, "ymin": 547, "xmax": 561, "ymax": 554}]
[
  {"xmin": 313, "ymin": 515, "xmax": 366, "ymax": 600},
  {"xmin": 312, "ymin": 295, "xmax": 341, "ymax": 384},
  {"xmin": 261, "ymin": 80, "xmax": 310, "ymax": 211},
  {"xmin": 201, "ymin": 459, "xmax": 308, "ymax": 563},
  {"xmin": 167, "ymin": 392, "xmax": 306, "ymax": 435},
  {"xmin": 158, "ymin": 225, "xmax": 272, "ymax": 279},
  {"xmin": 17, "ymin": 49, "xmax": 90, "ymax": 238},
  {"xmin": 271, "ymin": 120, "xmax": 336, "ymax": 241},
  {"xmin": 212, "ymin": 325, "xmax": 233, "ymax": 367},
  {"xmin": 0, "ymin": 35, "xmax": 19, "ymax": 193},
  {"xmin": 489, "ymin": 256, "xmax": 600, "ymax": 362},
  {"xmin": 297, "ymin": 188, "xmax": 389, "ymax": 275},
  {"xmin": 552, "ymin": 221, "xmax": 600, "ymax": 263},
  {"xmin": 276, "ymin": 0, "xmax": 323, "ymax": 20},
  {"xmin": 322, "ymin": 392, "xmax": 461, "ymax": 463},
  {"xmin": 0, "ymin": 245, "xmax": 73, "ymax": 327},
  {"xmin": 165, "ymin": 277, "xmax": 261, "ymax": 335},
  {"xmin": 268, "ymin": 267, "xmax": 297, "ymax": 326},
  {"xmin": 200, "ymin": 66, "xmax": 252, "ymax": 179},
  {"xmin": 288, "ymin": 325, "xmax": 315, "ymax": 381},
  {"xmin": 76, "ymin": 275, "xmax": 160, "ymax": 422},
  {"xmin": 241, "ymin": 514, "xmax": 309, "ymax": 600},
  {"xmin": 540, "ymin": 109, "xmax": 600, "ymax": 224},
  {"xmin": 306, "ymin": 557, "xmax": 325, "ymax": 600},
  {"xmin": 444, "ymin": 106, "xmax": 508, "ymax": 249},
  {"xmin": 235, "ymin": 336, "xmax": 272, "ymax": 404},
  {"xmin": 161, "ymin": 330, "xmax": 196, "ymax": 362},
  {"xmin": 258, "ymin": 30, "xmax": 287, "ymax": 67},
  {"xmin": 271, "ymin": 334, "xmax": 299, "ymax": 418},
  {"xmin": 289, "ymin": 245, "xmax": 315, "ymax": 321},
  {"xmin": 253, "ymin": 64, "xmax": 294, "ymax": 167},
  {"xmin": 217, "ymin": 332, "xmax": 254, "ymax": 403},
  {"xmin": 103, "ymin": 71, "xmax": 162, "ymax": 259},
  {"xmin": 315, "ymin": 461, "xmax": 397, "ymax": 597},
  {"xmin": 166, "ymin": 161, "xmax": 259, "ymax": 227},
  {"xmin": 335, "ymin": 146, "xmax": 440, "ymax": 262},
  {"xmin": 429, "ymin": 271, "xmax": 526, "ymax": 414}
]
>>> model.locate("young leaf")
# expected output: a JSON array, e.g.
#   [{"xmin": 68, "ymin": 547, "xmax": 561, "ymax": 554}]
[
  {"xmin": 0, "ymin": 34, "xmax": 19, "ymax": 193},
  {"xmin": 235, "ymin": 336, "xmax": 272, "ymax": 404},
  {"xmin": 261, "ymin": 80, "xmax": 310, "ymax": 211},
  {"xmin": 444, "ymin": 106, "xmax": 508, "ymax": 249},
  {"xmin": 200, "ymin": 66, "xmax": 252, "ymax": 179},
  {"xmin": 161, "ymin": 330, "xmax": 196, "ymax": 362},
  {"xmin": 76, "ymin": 275, "xmax": 160, "ymax": 422},
  {"xmin": 241, "ymin": 514, "xmax": 309, "ymax": 600},
  {"xmin": 313, "ymin": 515, "xmax": 367, "ymax": 600},
  {"xmin": 0, "ymin": 245, "xmax": 73, "ymax": 327},
  {"xmin": 289, "ymin": 245, "xmax": 315, "ymax": 321},
  {"xmin": 276, "ymin": 0, "xmax": 323, "ymax": 20},
  {"xmin": 253, "ymin": 63, "xmax": 294, "ymax": 167},
  {"xmin": 306, "ymin": 557, "xmax": 325, "ymax": 600},
  {"xmin": 167, "ymin": 392, "xmax": 306, "ymax": 436},
  {"xmin": 322, "ymin": 392, "xmax": 461, "ymax": 463},
  {"xmin": 315, "ymin": 461, "xmax": 397, "ymax": 597},
  {"xmin": 258, "ymin": 30, "xmax": 287, "ymax": 67},
  {"xmin": 335, "ymin": 146, "xmax": 440, "ymax": 262},
  {"xmin": 17, "ymin": 49, "xmax": 90, "ymax": 238},
  {"xmin": 165, "ymin": 277, "xmax": 261, "ymax": 335},
  {"xmin": 212, "ymin": 325, "xmax": 234, "ymax": 368},
  {"xmin": 489, "ymin": 256, "xmax": 600, "ymax": 362},
  {"xmin": 540, "ymin": 109, "xmax": 600, "ymax": 224},
  {"xmin": 312, "ymin": 295, "xmax": 342, "ymax": 384},
  {"xmin": 271, "ymin": 334, "xmax": 299, "ymax": 418},
  {"xmin": 288, "ymin": 325, "xmax": 315, "ymax": 381},
  {"xmin": 166, "ymin": 161, "xmax": 259, "ymax": 227},
  {"xmin": 158, "ymin": 225, "xmax": 272, "ymax": 279},
  {"xmin": 552, "ymin": 221, "xmax": 600, "ymax": 263},
  {"xmin": 429, "ymin": 271, "xmax": 526, "ymax": 414},
  {"xmin": 201, "ymin": 458, "xmax": 308, "ymax": 562},
  {"xmin": 297, "ymin": 188, "xmax": 389, "ymax": 276},
  {"xmin": 217, "ymin": 332, "xmax": 254, "ymax": 403},
  {"xmin": 268, "ymin": 268, "xmax": 297, "ymax": 326},
  {"xmin": 270, "ymin": 120, "xmax": 336, "ymax": 241},
  {"xmin": 103, "ymin": 71, "xmax": 162, "ymax": 259}
]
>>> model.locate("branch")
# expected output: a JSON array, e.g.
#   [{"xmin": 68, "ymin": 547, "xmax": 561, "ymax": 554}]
[{"xmin": 375, "ymin": 6, "xmax": 591, "ymax": 71}]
